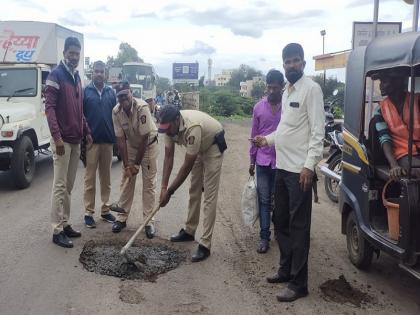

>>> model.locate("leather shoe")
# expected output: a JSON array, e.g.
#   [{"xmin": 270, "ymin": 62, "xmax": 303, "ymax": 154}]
[
  {"xmin": 276, "ymin": 287, "xmax": 308, "ymax": 302},
  {"xmin": 170, "ymin": 228, "xmax": 194, "ymax": 242},
  {"xmin": 52, "ymin": 231, "xmax": 73, "ymax": 248},
  {"xmin": 145, "ymin": 225, "xmax": 156, "ymax": 239},
  {"xmin": 266, "ymin": 273, "xmax": 290, "ymax": 284},
  {"xmin": 63, "ymin": 225, "xmax": 81, "ymax": 238},
  {"xmin": 191, "ymin": 244, "xmax": 210, "ymax": 262}
]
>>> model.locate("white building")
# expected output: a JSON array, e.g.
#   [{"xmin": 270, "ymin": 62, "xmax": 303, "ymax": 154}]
[
  {"xmin": 240, "ymin": 76, "xmax": 264, "ymax": 97},
  {"xmin": 214, "ymin": 69, "xmax": 234, "ymax": 87}
]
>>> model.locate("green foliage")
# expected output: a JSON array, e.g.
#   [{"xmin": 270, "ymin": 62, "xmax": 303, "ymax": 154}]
[
  {"xmin": 156, "ymin": 77, "xmax": 171, "ymax": 93},
  {"xmin": 311, "ymin": 74, "xmax": 345, "ymax": 109},
  {"xmin": 333, "ymin": 106, "xmax": 344, "ymax": 119},
  {"xmin": 199, "ymin": 87, "xmax": 254, "ymax": 118},
  {"xmin": 251, "ymin": 81, "xmax": 266, "ymax": 100},
  {"xmin": 106, "ymin": 43, "xmax": 143, "ymax": 67},
  {"xmin": 228, "ymin": 64, "xmax": 263, "ymax": 89}
]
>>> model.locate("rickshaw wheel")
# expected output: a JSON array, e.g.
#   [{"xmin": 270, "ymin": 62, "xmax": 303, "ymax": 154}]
[{"xmin": 346, "ymin": 211, "xmax": 374, "ymax": 269}]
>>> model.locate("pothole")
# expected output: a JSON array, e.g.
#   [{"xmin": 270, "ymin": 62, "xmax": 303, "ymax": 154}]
[
  {"xmin": 319, "ymin": 275, "xmax": 373, "ymax": 307},
  {"xmin": 79, "ymin": 239, "xmax": 186, "ymax": 280}
]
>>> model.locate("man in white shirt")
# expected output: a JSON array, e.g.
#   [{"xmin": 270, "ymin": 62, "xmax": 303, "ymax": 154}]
[{"xmin": 255, "ymin": 43, "xmax": 324, "ymax": 302}]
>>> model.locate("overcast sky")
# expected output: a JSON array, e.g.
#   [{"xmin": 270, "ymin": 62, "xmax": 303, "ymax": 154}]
[{"xmin": 0, "ymin": 0, "xmax": 416, "ymax": 81}]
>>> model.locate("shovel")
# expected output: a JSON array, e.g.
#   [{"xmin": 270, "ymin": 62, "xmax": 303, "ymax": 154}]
[{"xmin": 120, "ymin": 204, "xmax": 161, "ymax": 270}]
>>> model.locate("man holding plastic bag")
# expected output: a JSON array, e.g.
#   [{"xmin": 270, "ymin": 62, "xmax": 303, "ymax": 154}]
[{"xmin": 248, "ymin": 70, "xmax": 284, "ymax": 254}]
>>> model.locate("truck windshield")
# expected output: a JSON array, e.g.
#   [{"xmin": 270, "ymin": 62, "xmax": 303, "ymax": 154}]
[
  {"xmin": 0, "ymin": 68, "xmax": 37, "ymax": 97},
  {"xmin": 122, "ymin": 65, "xmax": 153, "ymax": 90}
]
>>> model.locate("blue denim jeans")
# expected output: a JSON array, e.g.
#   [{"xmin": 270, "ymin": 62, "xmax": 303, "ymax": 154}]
[{"xmin": 256, "ymin": 165, "xmax": 276, "ymax": 241}]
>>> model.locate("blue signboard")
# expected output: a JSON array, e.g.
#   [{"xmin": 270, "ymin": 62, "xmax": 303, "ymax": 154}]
[{"xmin": 172, "ymin": 63, "xmax": 199, "ymax": 80}]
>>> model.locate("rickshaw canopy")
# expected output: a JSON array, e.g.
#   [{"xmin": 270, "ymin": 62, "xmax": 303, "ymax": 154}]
[{"xmin": 344, "ymin": 31, "xmax": 420, "ymax": 135}]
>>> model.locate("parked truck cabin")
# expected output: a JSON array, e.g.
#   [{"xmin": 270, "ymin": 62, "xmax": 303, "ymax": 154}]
[{"xmin": 0, "ymin": 21, "xmax": 84, "ymax": 188}]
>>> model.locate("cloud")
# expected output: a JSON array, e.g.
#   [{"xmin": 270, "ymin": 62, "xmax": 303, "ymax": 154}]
[
  {"xmin": 131, "ymin": 12, "xmax": 158, "ymax": 19},
  {"xmin": 89, "ymin": 5, "xmax": 109, "ymax": 13},
  {"xmin": 14, "ymin": 0, "xmax": 43, "ymax": 11},
  {"xmin": 167, "ymin": 40, "xmax": 216, "ymax": 55},
  {"xmin": 85, "ymin": 32, "xmax": 117, "ymax": 41},
  {"xmin": 133, "ymin": 5, "xmax": 325, "ymax": 38},
  {"xmin": 346, "ymin": 0, "xmax": 397, "ymax": 8},
  {"xmin": 59, "ymin": 10, "xmax": 90, "ymax": 27}
]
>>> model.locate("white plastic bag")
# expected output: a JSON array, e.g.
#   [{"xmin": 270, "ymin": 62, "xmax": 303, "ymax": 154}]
[{"xmin": 241, "ymin": 176, "xmax": 258, "ymax": 226}]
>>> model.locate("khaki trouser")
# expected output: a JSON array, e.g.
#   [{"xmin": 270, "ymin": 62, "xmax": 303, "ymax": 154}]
[
  {"xmin": 185, "ymin": 144, "xmax": 224, "ymax": 249},
  {"xmin": 83, "ymin": 143, "xmax": 113, "ymax": 216},
  {"xmin": 50, "ymin": 140, "xmax": 80, "ymax": 234},
  {"xmin": 116, "ymin": 141, "xmax": 159, "ymax": 222}
]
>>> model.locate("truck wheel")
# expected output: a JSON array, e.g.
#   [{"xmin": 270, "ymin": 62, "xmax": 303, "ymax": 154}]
[
  {"xmin": 11, "ymin": 136, "xmax": 35, "ymax": 189},
  {"xmin": 324, "ymin": 154, "xmax": 342, "ymax": 203},
  {"xmin": 346, "ymin": 211, "xmax": 374, "ymax": 269}
]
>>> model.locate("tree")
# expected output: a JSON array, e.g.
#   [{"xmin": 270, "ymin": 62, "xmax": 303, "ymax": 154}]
[
  {"xmin": 311, "ymin": 75, "xmax": 345, "ymax": 102},
  {"xmin": 199, "ymin": 75, "xmax": 205, "ymax": 87},
  {"xmin": 228, "ymin": 64, "xmax": 263, "ymax": 89},
  {"xmin": 106, "ymin": 42, "xmax": 143, "ymax": 67},
  {"xmin": 251, "ymin": 81, "xmax": 266, "ymax": 100},
  {"xmin": 157, "ymin": 77, "xmax": 171, "ymax": 93}
]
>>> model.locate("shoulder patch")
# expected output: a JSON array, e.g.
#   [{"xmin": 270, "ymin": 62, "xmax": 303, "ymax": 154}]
[
  {"xmin": 140, "ymin": 115, "xmax": 146, "ymax": 124},
  {"xmin": 188, "ymin": 136, "xmax": 195, "ymax": 145}
]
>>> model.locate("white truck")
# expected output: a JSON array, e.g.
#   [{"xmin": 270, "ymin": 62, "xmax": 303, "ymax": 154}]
[{"xmin": 0, "ymin": 21, "xmax": 84, "ymax": 188}]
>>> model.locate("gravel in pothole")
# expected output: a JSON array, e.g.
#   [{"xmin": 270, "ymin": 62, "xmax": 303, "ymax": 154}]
[
  {"xmin": 320, "ymin": 275, "xmax": 373, "ymax": 307},
  {"xmin": 79, "ymin": 240, "xmax": 186, "ymax": 280}
]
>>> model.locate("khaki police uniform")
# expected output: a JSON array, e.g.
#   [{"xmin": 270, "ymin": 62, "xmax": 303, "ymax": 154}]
[
  {"xmin": 112, "ymin": 98, "xmax": 159, "ymax": 222},
  {"xmin": 164, "ymin": 110, "xmax": 224, "ymax": 249}
]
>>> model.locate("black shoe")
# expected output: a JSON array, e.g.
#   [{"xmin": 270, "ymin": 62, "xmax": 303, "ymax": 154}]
[
  {"xmin": 276, "ymin": 287, "xmax": 308, "ymax": 302},
  {"xmin": 52, "ymin": 231, "xmax": 73, "ymax": 248},
  {"xmin": 101, "ymin": 213, "xmax": 116, "ymax": 223},
  {"xmin": 84, "ymin": 215, "xmax": 96, "ymax": 228},
  {"xmin": 112, "ymin": 221, "xmax": 126, "ymax": 233},
  {"xmin": 266, "ymin": 273, "xmax": 291, "ymax": 284},
  {"xmin": 63, "ymin": 225, "xmax": 81, "ymax": 238},
  {"xmin": 145, "ymin": 225, "xmax": 156, "ymax": 239},
  {"xmin": 256, "ymin": 239, "xmax": 269, "ymax": 254},
  {"xmin": 109, "ymin": 203, "xmax": 127, "ymax": 214},
  {"xmin": 170, "ymin": 228, "xmax": 194, "ymax": 242},
  {"xmin": 191, "ymin": 244, "xmax": 210, "ymax": 262}
]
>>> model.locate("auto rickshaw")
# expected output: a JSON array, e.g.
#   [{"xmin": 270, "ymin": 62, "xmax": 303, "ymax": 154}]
[{"xmin": 338, "ymin": 32, "xmax": 420, "ymax": 278}]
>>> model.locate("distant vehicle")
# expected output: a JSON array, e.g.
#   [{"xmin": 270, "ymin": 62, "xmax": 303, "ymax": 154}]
[
  {"xmin": 0, "ymin": 21, "xmax": 84, "ymax": 188},
  {"xmin": 122, "ymin": 62, "xmax": 156, "ymax": 101}
]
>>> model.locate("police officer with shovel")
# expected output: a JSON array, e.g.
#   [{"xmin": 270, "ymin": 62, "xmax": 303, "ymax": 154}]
[{"xmin": 158, "ymin": 106, "xmax": 227, "ymax": 262}]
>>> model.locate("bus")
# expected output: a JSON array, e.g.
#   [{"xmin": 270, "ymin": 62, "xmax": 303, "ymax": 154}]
[{"xmin": 122, "ymin": 62, "xmax": 157, "ymax": 100}]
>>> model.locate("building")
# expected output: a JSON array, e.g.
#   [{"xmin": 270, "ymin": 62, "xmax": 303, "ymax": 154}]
[
  {"xmin": 240, "ymin": 76, "xmax": 264, "ymax": 97},
  {"xmin": 214, "ymin": 69, "xmax": 234, "ymax": 87}
]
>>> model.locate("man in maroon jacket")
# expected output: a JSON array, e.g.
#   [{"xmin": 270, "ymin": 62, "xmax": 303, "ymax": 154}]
[{"xmin": 45, "ymin": 37, "xmax": 92, "ymax": 248}]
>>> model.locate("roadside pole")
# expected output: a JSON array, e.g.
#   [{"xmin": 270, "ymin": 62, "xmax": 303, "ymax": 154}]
[
  {"xmin": 413, "ymin": 0, "xmax": 419, "ymax": 31},
  {"xmin": 367, "ymin": 0, "xmax": 379, "ymax": 131}
]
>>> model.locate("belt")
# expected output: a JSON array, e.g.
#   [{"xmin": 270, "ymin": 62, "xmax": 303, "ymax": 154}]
[{"xmin": 148, "ymin": 135, "xmax": 158, "ymax": 146}]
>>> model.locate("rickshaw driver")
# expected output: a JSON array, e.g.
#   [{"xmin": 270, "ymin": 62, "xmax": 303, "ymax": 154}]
[{"xmin": 373, "ymin": 69, "xmax": 420, "ymax": 180}]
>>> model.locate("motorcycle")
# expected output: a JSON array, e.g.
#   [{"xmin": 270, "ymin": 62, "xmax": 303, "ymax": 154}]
[{"xmin": 322, "ymin": 130, "xmax": 343, "ymax": 203}]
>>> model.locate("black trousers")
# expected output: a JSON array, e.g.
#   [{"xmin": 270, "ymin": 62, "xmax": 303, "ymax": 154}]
[{"xmin": 273, "ymin": 169, "xmax": 312, "ymax": 293}]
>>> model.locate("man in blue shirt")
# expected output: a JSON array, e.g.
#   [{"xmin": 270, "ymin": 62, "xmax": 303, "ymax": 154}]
[{"xmin": 83, "ymin": 61, "xmax": 117, "ymax": 228}]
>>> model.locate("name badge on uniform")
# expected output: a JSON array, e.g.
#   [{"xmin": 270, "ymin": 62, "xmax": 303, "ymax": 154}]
[{"xmin": 290, "ymin": 102, "xmax": 300, "ymax": 108}]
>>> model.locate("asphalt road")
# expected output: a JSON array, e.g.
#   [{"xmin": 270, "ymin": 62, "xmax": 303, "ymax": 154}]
[{"xmin": 0, "ymin": 121, "xmax": 419, "ymax": 315}]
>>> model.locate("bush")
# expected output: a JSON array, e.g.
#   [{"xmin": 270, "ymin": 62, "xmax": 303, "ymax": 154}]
[{"xmin": 199, "ymin": 87, "xmax": 254, "ymax": 117}]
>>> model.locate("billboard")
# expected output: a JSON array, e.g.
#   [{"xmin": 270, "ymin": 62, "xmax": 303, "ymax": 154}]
[
  {"xmin": 172, "ymin": 63, "xmax": 199, "ymax": 83},
  {"xmin": 352, "ymin": 22, "xmax": 402, "ymax": 49}
]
